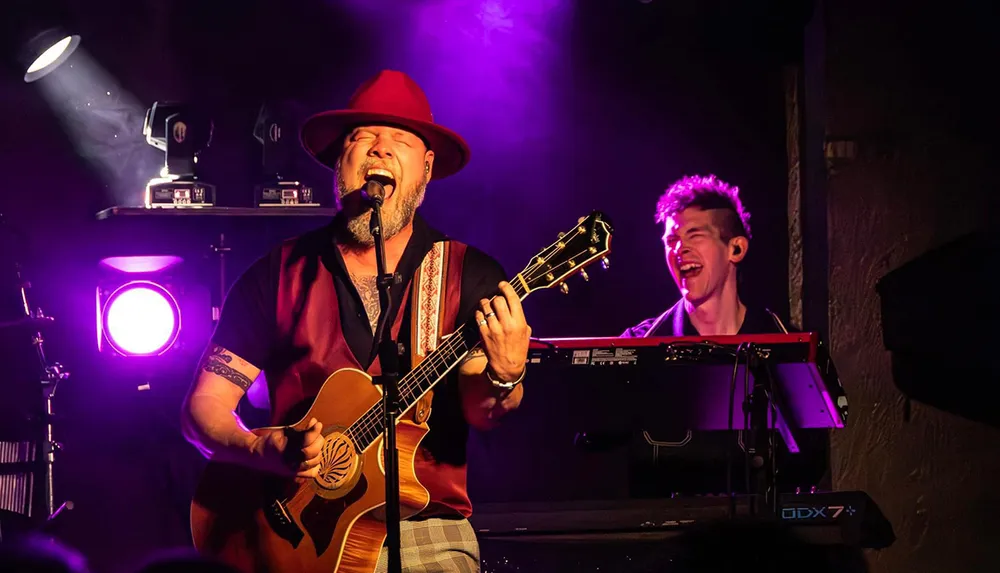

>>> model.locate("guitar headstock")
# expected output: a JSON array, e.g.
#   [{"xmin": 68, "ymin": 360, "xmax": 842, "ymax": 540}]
[{"xmin": 516, "ymin": 211, "xmax": 613, "ymax": 296}]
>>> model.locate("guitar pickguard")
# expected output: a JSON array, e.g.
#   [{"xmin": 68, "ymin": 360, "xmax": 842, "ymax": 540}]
[{"xmin": 300, "ymin": 473, "xmax": 370, "ymax": 557}]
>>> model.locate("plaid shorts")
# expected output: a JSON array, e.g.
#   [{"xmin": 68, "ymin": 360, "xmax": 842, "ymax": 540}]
[{"xmin": 374, "ymin": 517, "xmax": 480, "ymax": 573}]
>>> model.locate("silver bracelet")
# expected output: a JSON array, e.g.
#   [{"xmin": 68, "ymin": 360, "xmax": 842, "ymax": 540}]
[{"xmin": 486, "ymin": 365, "xmax": 526, "ymax": 391}]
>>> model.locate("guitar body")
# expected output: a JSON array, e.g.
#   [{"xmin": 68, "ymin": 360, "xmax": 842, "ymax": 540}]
[{"xmin": 190, "ymin": 368, "xmax": 431, "ymax": 573}]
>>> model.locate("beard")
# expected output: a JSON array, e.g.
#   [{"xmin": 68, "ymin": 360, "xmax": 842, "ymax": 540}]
[{"xmin": 335, "ymin": 164, "xmax": 427, "ymax": 248}]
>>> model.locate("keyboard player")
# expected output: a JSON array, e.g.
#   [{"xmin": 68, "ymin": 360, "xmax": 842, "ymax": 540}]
[
  {"xmin": 618, "ymin": 173, "xmax": 830, "ymax": 496},
  {"xmin": 621, "ymin": 173, "xmax": 789, "ymax": 338}
]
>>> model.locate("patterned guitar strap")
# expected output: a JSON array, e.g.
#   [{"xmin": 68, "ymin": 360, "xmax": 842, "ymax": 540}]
[{"xmin": 407, "ymin": 240, "xmax": 466, "ymax": 424}]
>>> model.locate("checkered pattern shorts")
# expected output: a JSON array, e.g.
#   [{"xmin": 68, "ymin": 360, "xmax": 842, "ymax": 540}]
[{"xmin": 374, "ymin": 517, "xmax": 480, "ymax": 573}]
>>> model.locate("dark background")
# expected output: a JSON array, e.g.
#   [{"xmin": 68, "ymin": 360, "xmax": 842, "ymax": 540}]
[{"xmin": 0, "ymin": 0, "xmax": 997, "ymax": 572}]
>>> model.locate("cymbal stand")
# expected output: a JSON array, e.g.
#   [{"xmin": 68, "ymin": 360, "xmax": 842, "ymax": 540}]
[{"xmin": 16, "ymin": 263, "xmax": 73, "ymax": 527}]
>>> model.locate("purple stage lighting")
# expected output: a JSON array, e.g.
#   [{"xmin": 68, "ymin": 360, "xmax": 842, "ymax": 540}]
[
  {"xmin": 95, "ymin": 255, "xmax": 213, "ymax": 370},
  {"xmin": 99, "ymin": 280, "xmax": 180, "ymax": 356},
  {"xmin": 96, "ymin": 255, "xmax": 196, "ymax": 359}
]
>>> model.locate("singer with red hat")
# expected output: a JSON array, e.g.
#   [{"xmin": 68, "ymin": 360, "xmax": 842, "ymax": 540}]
[{"xmin": 183, "ymin": 70, "xmax": 530, "ymax": 573}]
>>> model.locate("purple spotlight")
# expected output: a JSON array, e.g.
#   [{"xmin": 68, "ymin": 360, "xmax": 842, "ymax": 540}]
[
  {"xmin": 99, "ymin": 255, "xmax": 183, "ymax": 274},
  {"xmin": 100, "ymin": 280, "xmax": 180, "ymax": 356}
]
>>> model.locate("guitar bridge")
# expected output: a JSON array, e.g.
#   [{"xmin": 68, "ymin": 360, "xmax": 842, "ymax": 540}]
[{"xmin": 264, "ymin": 498, "xmax": 304, "ymax": 548}]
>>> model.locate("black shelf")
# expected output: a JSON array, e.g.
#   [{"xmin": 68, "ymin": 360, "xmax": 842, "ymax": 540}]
[{"xmin": 95, "ymin": 206, "xmax": 338, "ymax": 220}]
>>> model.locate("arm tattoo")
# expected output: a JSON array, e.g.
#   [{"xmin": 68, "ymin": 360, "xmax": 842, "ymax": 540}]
[
  {"xmin": 350, "ymin": 272, "xmax": 381, "ymax": 334},
  {"xmin": 200, "ymin": 346, "xmax": 254, "ymax": 391}
]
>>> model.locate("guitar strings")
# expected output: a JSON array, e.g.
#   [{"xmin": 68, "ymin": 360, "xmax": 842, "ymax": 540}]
[
  {"xmin": 347, "ymin": 244, "xmax": 577, "ymax": 447},
  {"xmin": 349, "ymin": 244, "xmax": 589, "ymax": 444},
  {"xmin": 349, "ymin": 253, "xmax": 576, "ymax": 445},
  {"xmin": 346, "ymin": 274, "xmax": 528, "ymax": 447},
  {"xmin": 348, "ymin": 218, "xmax": 610, "ymax": 446},
  {"xmin": 349, "ymin": 244, "xmax": 579, "ymax": 445}
]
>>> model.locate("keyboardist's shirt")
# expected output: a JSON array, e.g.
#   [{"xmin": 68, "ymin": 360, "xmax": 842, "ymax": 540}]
[{"xmin": 620, "ymin": 299, "xmax": 790, "ymax": 337}]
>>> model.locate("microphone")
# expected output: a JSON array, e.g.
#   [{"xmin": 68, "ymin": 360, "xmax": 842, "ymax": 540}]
[{"xmin": 362, "ymin": 178, "xmax": 385, "ymax": 206}]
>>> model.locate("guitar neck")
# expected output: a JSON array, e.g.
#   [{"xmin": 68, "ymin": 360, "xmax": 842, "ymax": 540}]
[{"xmin": 347, "ymin": 275, "xmax": 529, "ymax": 451}]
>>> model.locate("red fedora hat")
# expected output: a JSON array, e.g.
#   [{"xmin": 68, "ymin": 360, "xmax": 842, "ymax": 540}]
[{"xmin": 300, "ymin": 70, "xmax": 470, "ymax": 179}]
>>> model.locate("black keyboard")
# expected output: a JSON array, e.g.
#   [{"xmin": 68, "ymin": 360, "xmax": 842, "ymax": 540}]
[{"xmin": 470, "ymin": 491, "xmax": 894, "ymax": 549}]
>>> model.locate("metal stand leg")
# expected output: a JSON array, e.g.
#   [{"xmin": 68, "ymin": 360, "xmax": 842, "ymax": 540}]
[
  {"xmin": 746, "ymin": 348, "xmax": 778, "ymax": 517},
  {"xmin": 40, "ymin": 365, "xmax": 71, "ymax": 523}
]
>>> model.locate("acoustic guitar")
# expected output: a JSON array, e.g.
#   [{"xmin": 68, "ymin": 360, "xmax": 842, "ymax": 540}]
[{"xmin": 189, "ymin": 211, "xmax": 614, "ymax": 573}]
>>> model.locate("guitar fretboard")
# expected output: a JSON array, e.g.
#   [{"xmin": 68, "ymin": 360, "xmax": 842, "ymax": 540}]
[{"xmin": 346, "ymin": 277, "xmax": 528, "ymax": 450}]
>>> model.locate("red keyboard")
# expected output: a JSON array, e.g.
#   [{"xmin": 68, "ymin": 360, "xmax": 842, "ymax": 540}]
[{"xmin": 526, "ymin": 332, "xmax": 847, "ymax": 432}]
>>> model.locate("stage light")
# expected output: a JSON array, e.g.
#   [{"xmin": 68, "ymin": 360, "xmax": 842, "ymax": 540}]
[
  {"xmin": 253, "ymin": 101, "xmax": 317, "ymax": 207},
  {"xmin": 22, "ymin": 29, "xmax": 80, "ymax": 83},
  {"xmin": 101, "ymin": 281, "xmax": 180, "ymax": 356},
  {"xmin": 142, "ymin": 101, "xmax": 216, "ymax": 208},
  {"xmin": 6, "ymin": 0, "xmax": 80, "ymax": 82},
  {"xmin": 96, "ymin": 256, "xmax": 212, "ymax": 360}
]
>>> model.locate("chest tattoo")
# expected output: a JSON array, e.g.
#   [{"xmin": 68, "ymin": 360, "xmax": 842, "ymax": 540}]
[{"xmin": 350, "ymin": 272, "xmax": 380, "ymax": 333}]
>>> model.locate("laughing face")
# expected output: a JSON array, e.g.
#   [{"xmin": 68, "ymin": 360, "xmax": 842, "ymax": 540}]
[
  {"xmin": 335, "ymin": 124, "xmax": 434, "ymax": 246},
  {"xmin": 661, "ymin": 206, "xmax": 747, "ymax": 306}
]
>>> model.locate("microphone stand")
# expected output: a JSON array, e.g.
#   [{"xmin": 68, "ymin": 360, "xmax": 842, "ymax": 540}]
[
  {"xmin": 366, "ymin": 183, "xmax": 402, "ymax": 573},
  {"xmin": 1, "ymin": 216, "xmax": 73, "ymax": 535}
]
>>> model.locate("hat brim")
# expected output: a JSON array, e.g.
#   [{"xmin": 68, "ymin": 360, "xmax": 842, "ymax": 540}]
[{"xmin": 300, "ymin": 110, "xmax": 470, "ymax": 180}]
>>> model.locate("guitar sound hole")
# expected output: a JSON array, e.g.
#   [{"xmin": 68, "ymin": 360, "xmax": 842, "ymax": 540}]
[{"xmin": 316, "ymin": 431, "xmax": 359, "ymax": 492}]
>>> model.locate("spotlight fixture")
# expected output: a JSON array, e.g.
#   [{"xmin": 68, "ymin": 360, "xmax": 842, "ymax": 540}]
[
  {"xmin": 10, "ymin": 0, "xmax": 82, "ymax": 84},
  {"xmin": 253, "ymin": 101, "xmax": 317, "ymax": 207},
  {"xmin": 99, "ymin": 280, "xmax": 181, "ymax": 356},
  {"xmin": 96, "ymin": 255, "xmax": 212, "ymax": 359},
  {"xmin": 142, "ymin": 101, "xmax": 216, "ymax": 208},
  {"xmin": 21, "ymin": 27, "xmax": 80, "ymax": 83}
]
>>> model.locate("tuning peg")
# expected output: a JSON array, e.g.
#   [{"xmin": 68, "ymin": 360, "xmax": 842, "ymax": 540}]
[
  {"xmin": 578, "ymin": 216, "xmax": 586, "ymax": 224},
  {"xmin": 559, "ymin": 283, "xmax": 569, "ymax": 294},
  {"xmin": 558, "ymin": 231, "xmax": 566, "ymax": 239},
  {"xmin": 601, "ymin": 257, "xmax": 611, "ymax": 270},
  {"xmin": 580, "ymin": 269, "xmax": 589, "ymax": 281}
]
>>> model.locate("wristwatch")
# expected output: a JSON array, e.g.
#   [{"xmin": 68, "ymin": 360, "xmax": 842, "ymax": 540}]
[{"xmin": 486, "ymin": 365, "xmax": 526, "ymax": 391}]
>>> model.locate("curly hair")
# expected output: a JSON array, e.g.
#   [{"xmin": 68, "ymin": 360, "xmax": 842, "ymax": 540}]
[{"xmin": 654, "ymin": 174, "xmax": 752, "ymax": 241}]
